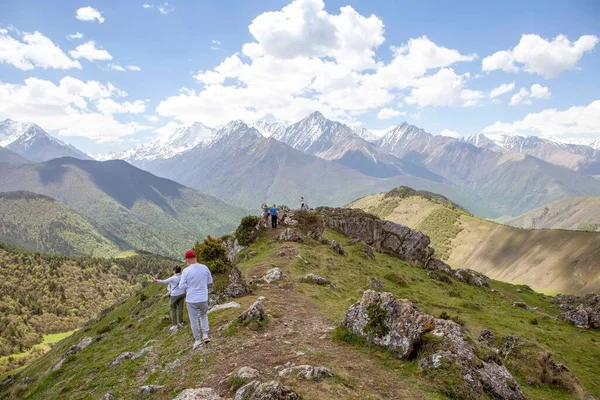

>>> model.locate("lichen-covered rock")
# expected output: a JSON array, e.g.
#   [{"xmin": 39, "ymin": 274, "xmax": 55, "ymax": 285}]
[
  {"xmin": 224, "ymin": 237, "xmax": 244, "ymax": 265},
  {"xmin": 553, "ymin": 294, "xmax": 600, "ymax": 328},
  {"xmin": 300, "ymin": 274, "xmax": 332, "ymax": 286},
  {"xmin": 453, "ymin": 269, "xmax": 490, "ymax": 287},
  {"xmin": 139, "ymin": 385, "xmax": 164, "ymax": 395},
  {"xmin": 172, "ymin": 388, "xmax": 222, "ymax": 400},
  {"xmin": 278, "ymin": 228, "xmax": 303, "ymax": 242},
  {"xmin": 341, "ymin": 290, "xmax": 435, "ymax": 358},
  {"xmin": 513, "ymin": 301, "xmax": 528, "ymax": 309},
  {"xmin": 320, "ymin": 238, "xmax": 344, "ymax": 255},
  {"xmin": 235, "ymin": 380, "xmax": 301, "ymax": 400},
  {"xmin": 419, "ymin": 319, "xmax": 525, "ymax": 400},
  {"xmin": 316, "ymin": 207, "xmax": 433, "ymax": 267},
  {"xmin": 425, "ymin": 259, "xmax": 451, "ymax": 273},
  {"xmin": 370, "ymin": 277, "xmax": 384, "ymax": 291},
  {"xmin": 278, "ymin": 365, "xmax": 333, "ymax": 381},
  {"xmin": 238, "ymin": 298, "xmax": 266, "ymax": 323},
  {"xmin": 234, "ymin": 366, "xmax": 261, "ymax": 380},
  {"xmin": 260, "ymin": 267, "xmax": 285, "ymax": 284},
  {"xmin": 216, "ymin": 266, "xmax": 252, "ymax": 302},
  {"xmin": 52, "ymin": 336, "xmax": 94, "ymax": 371},
  {"xmin": 109, "ymin": 351, "xmax": 135, "ymax": 367},
  {"xmin": 208, "ymin": 302, "xmax": 241, "ymax": 314},
  {"xmin": 100, "ymin": 391, "xmax": 115, "ymax": 400}
]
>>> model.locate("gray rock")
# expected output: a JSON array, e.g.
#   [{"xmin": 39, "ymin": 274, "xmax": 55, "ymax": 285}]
[
  {"xmin": 209, "ymin": 302, "xmax": 241, "ymax": 314},
  {"xmin": 370, "ymin": 277, "xmax": 384, "ymax": 291},
  {"xmin": 426, "ymin": 259, "xmax": 451, "ymax": 273},
  {"xmin": 553, "ymin": 294, "xmax": 600, "ymax": 328},
  {"xmin": 235, "ymin": 380, "xmax": 301, "ymax": 400},
  {"xmin": 453, "ymin": 269, "xmax": 490, "ymax": 287},
  {"xmin": 300, "ymin": 274, "xmax": 332, "ymax": 286},
  {"xmin": 139, "ymin": 385, "xmax": 164, "ymax": 395},
  {"xmin": 172, "ymin": 388, "xmax": 222, "ymax": 400},
  {"xmin": 341, "ymin": 290, "xmax": 435, "ymax": 358},
  {"xmin": 65, "ymin": 337, "xmax": 93, "ymax": 357},
  {"xmin": 278, "ymin": 228, "xmax": 303, "ymax": 242},
  {"xmin": 100, "ymin": 392, "xmax": 115, "ymax": 400},
  {"xmin": 238, "ymin": 298, "xmax": 266, "ymax": 322},
  {"xmin": 216, "ymin": 266, "xmax": 252, "ymax": 302},
  {"xmin": 512, "ymin": 301, "xmax": 528, "ymax": 309},
  {"xmin": 224, "ymin": 237, "xmax": 244, "ymax": 265},
  {"xmin": 261, "ymin": 268, "xmax": 285, "ymax": 284},
  {"xmin": 320, "ymin": 238, "xmax": 344, "ymax": 255},
  {"xmin": 278, "ymin": 365, "xmax": 333, "ymax": 381},
  {"xmin": 51, "ymin": 358, "xmax": 65, "ymax": 372},
  {"xmin": 361, "ymin": 246, "xmax": 375, "ymax": 260},
  {"xmin": 419, "ymin": 319, "xmax": 524, "ymax": 400},
  {"xmin": 109, "ymin": 351, "xmax": 135, "ymax": 367},
  {"xmin": 478, "ymin": 329, "xmax": 496, "ymax": 345},
  {"xmin": 234, "ymin": 366, "xmax": 261, "ymax": 380}
]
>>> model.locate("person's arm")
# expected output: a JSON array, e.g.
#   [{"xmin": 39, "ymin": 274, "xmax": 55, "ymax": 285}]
[
  {"xmin": 178, "ymin": 270, "xmax": 188, "ymax": 293},
  {"xmin": 155, "ymin": 276, "xmax": 175, "ymax": 285},
  {"xmin": 206, "ymin": 267, "xmax": 214, "ymax": 293}
]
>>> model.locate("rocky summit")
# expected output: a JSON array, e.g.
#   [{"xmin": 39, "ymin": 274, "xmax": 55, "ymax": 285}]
[{"xmin": 1, "ymin": 207, "xmax": 599, "ymax": 400}]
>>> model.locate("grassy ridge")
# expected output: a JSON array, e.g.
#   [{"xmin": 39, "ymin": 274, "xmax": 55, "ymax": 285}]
[
  {"xmin": 1, "ymin": 227, "xmax": 598, "ymax": 399},
  {"xmin": 349, "ymin": 187, "xmax": 600, "ymax": 295},
  {"xmin": 0, "ymin": 192, "xmax": 120, "ymax": 257}
]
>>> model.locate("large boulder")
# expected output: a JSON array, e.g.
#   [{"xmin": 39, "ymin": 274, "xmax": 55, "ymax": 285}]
[
  {"xmin": 341, "ymin": 290, "xmax": 435, "ymax": 358},
  {"xmin": 172, "ymin": 388, "xmax": 222, "ymax": 400},
  {"xmin": 317, "ymin": 207, "xmax": 433, "ymax": 267},
  {"xmin": 553, "ymin": 294, "xmax": 600, "ymax": 329},
  {"xmin": 300, "ymin": 274, "xmax": 333, "ymax": 287},
  {"xmin": 419, "ymin": 319, "xmax": 525, "ymax": 400},
  {"xmin": 235, "ymin": 380, "xmax": 301, "ymax": 400},
  {"xmin": 260, "ymin": 268, "xmax": 285, "ymax": 284},
  {"xmin": 216, "ymin": 266, "xmax": 252, "ymax": 302},
  {"xmin": 453, "ymin": 269, "xmax": 490, "ymax": 287}
]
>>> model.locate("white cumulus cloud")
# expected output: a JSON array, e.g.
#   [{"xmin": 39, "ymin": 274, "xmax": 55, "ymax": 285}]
[
  {"xmin": 66, "ymin": 32, "xmax": 84, "ymax": 40},
  {"xmin": 377, "ymin": 108, "xmax": 405, "ymax": 119},
  {"xmin": 482, "ymin": 34, "xmax": 599, "ymax": 78},
  {"xmin": 509, "ymin": 84, "xmax": 551, "ymax": 106},
  {"xmin": 158, "ymin": 0, "xmax": 480, "ymax": 126},
  {"xmin": 0, "ymin": 76, "xmax": 148, "ymax": 142},
  {"xmin": 405, "ymin": 68, "xmax": 484, "ymax": 108},
  {"xmin": 0, "ymin": 29, "xmax": 81, "ymax": 70},
  {"xmin": 483, "ymin": 100, "xmax": 600, "ymax": 140},
  {"xmin": 125, "ymin": 65, "xmax": 141, "ymax": 71},
  {"xmin": 158, "ymin": 3, "xmax": 174, "ymax": 14},
  {"xmin": 69, "ymin": 41, "xmax": 112, "ymax": 61},
  {"xmin": 76, "ymin": 6, "xmax": 105, "ymax": 23},
  {"xmin": 96, "ymin": 98, "xmax": 146, "ymax": 115},
  {"xmin": 489, "ymin": 81, "xmax": 515, "ymax": 98}
]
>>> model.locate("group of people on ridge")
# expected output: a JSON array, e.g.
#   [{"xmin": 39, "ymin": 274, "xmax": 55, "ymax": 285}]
[
  {"xmin": 261, "ymin": 197, "xmax": 307, "ymax": 229},
  {"xmin": 155, "ymin": 197, "xmax": 308, "ymax": 350},
  {"xmin": 155, "ymin": 249, "xmax": 213, "ymax": 351}
]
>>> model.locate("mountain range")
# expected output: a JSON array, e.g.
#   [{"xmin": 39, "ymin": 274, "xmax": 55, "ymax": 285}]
[
  {"xmin": 0, "ymin": 157, "xmax": 247, "ymax": 258},
  {"xmin": 0, "ymin": 119, "xmax": 90, "ymax": 162},
  {"xmin": 506, "ymin": 196, "xmax": 600, "ymax": 231}
]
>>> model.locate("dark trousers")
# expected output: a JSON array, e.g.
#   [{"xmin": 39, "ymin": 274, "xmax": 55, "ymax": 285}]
[
  {"xmin": 170, "ymin": 294, "xmax": 185, "ymax": 325},
  {"xmin": 271, "ymin": 215, "xmax": 278, "ymax": 228}
]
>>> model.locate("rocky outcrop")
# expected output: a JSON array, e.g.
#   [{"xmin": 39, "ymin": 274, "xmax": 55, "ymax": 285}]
[
  {"xmin": 255, "ymin": 268, "xmax": 285, "ymax": 284},
  {"xmin": 108, "ymin": 346, "xmax": 152, "ymax": 367},
  {"xmin": 139, "ymin": 385, "xmax": 164, "ymax": 395},
  {"xmin": 216, "ymin": 266, "xmax": 252, "ymax": 302},
  {"xmin": 300, "ymin": 274, "xmax": 333, "ymax": 287},
  {"xmin": 318, "ymin": 207, "xmax": 433, "ymax": 267},
  {"xmin": 420, "ymin": 319, "xmax": 525, "ymax": 400},
  {"xmin": 224, "ymin": 237, "xmax": 244, "ymax": 265},
  {"xmin": 278, "ymin": 228, "xmax": 303, "ymax": 242},
  {"xmin": 235, "ymin": 380, "xmax": 301, "ymax": 400},
  {"xmin": 234, "ymin": 366, "xmax": 261, "ymax": 380},
  {"xmin": 100, "ymin": 392, "xmax": 115, "ymax": 400},
  {"xmin": 172, "ymin": 388, "xmax": 222, "ymax": 400},
  {"xmin": 52, "ymin": 336, "xmax": 94, "ymax": 371},
  {"xmin": 453, "ymin": 269, "xmax": 490, "ymax": 287},
  {"xmin": 278, "ymin": 365, "xmax": 333, "ymax": 382},
  {"xmin": 341, "ymin": 290, "xmax": 435, "ymax": 358},
  {"xmin": 221, "ymin": 297, "xmax": 267, "ymax": 332},
  {"xmin": 370, "ymin": 277, "xmax": 384, "ymax": 291},
  {"xmin": 320, "ymin": 238, "xmax": 344, "ymax": 255},
  {"xmin": 553, "ymin": 294, "xmax": 600, "ymax": 329},
  {"xmin": 426, "ymin": 259, "xmax": 451, "ymax": 273}
]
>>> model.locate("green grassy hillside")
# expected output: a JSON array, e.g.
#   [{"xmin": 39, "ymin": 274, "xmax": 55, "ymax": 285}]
[
  {"xmin": 349, "ymin": 187, "xmax": 600, "ymax": 295},
  {"xmin": 507, "ymin": 196, "xmax": 600, "ymax": 231},
  {"xmin": 0, "ymin": 241, "xmax": 176, "ymax": 374},
  {"xmin": 0, "ymin": 158, "xmax": 248, "ymax": 258},
  {"xmin": 1, "ymin": 225, "xmax": 598, "ymax": 400},
  {"xmin": 0, "ymin": 192, "xmax": 120, "ymax": 257}
]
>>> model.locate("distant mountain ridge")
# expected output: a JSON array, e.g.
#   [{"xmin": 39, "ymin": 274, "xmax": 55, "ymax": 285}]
[
  {"xmin": 0, "ymin": 119, "xmax": 90, "ymax": 162},
  {"xmin": 0, "ymin": 157, "xmax": 247, "ymax": 258},
  {"xmin": 506, "ymin": 196, "xmax": 600, "ymax": 231}
]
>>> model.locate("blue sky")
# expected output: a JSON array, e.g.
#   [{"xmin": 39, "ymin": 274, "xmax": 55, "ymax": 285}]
[{"xmin": 1, "ymin": 0, "xmax": 599, "ymax": 153}]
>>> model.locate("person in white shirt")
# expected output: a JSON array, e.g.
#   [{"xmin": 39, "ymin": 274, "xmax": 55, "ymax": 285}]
[
  {"xmin": 178, "ymin": 249, "xmax": 213, "ymax": 350},
  {"xmin": 155, "ymin": 265, "xmax": 186, "ymax": 333}
]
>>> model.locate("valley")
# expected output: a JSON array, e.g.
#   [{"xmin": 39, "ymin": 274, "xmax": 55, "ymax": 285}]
[{"xmin": 349, "ymin": 187, "xmax": 600, "ymax": 295}]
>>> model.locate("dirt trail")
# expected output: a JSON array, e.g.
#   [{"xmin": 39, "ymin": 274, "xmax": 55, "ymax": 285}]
[{"xmin": 187, "ymin": 234, "xmax": 432, "ymax": 399}]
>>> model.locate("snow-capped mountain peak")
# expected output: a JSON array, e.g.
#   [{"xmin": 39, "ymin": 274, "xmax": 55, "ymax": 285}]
[
  {"xmin": 250, "ymin": 120, "xmax": 290, "ymax": 138},
  {"xmin": 375, "ymin": 122, "xmax": 433, "ymax": 153},
  {"xmin": 0, "ymin": 119, "xmax": 38, "ymax": 147}
]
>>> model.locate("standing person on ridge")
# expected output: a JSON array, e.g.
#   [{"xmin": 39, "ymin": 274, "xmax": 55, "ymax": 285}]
[
  {"xmin": 300, "ymin": 196, "xmax": 306, "ymax": 210},
  {"xmin": 178, "ymin": 249, "xmax": 213, "ymax": 350},
  {"xmin": 270, "ymin": 204, "xmax": 278, "ymax": 229},
  {"xmin": 262, "ymin": 202, "xmax": 269, "ymax": 227},
  {"xmin": 155, "ymin": 265, "xmax": 186, "ymax": 333}
]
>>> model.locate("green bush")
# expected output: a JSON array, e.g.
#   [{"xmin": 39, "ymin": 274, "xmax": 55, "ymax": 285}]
[
  {"xmin": 235, "ymin": 216, "xmax": 261, "ymax": 246},
  {"xmin": 194, "ymin": 236, "xmax": 231, "ymax": 274}
]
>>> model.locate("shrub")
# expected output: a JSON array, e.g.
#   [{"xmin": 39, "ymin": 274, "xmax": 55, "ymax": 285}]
[
  {"xmin": 529, "ymin": 318, "xmax": 538, "ymax": 325},
  {"xmin": 194, "ymin": 236, "xmax": 231, "ymax": 274},
  {"xmin": 235, "ymin": 216, "xmax": 262, "ymax": 246}
]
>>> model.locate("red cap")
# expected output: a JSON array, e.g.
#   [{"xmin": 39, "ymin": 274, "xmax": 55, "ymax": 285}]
[{"xmin": 184, "ymin": 250, "xmax": 196, "ymax": 259}]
